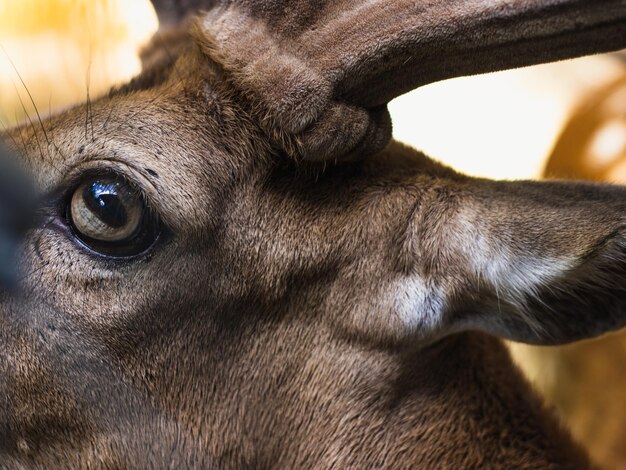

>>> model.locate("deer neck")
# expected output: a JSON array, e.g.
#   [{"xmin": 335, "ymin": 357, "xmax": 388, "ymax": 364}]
[
  {"xmin": 167, "ymin": 321, "xmax": 590, "ymax": 467},
  {"xmin": 358, "ymin": 332, "xmax": 590, "ymax": 468},
  {"xmin": 264, "ymin": 331, "xmax": 591, "ymax": 468}
]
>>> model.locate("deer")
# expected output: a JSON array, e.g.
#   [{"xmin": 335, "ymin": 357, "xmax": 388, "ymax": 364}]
[{"xmin": 2, "ymin": 0, "xmax": 626, "ymax": 468}]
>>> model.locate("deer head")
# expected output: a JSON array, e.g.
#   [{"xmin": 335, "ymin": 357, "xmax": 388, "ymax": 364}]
[{"xmin": 2, "ymin": 1, "xmax": 626, "ymax": 467}]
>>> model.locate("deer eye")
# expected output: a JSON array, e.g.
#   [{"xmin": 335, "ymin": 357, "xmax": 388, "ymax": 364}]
[{"xmin": 67, "ymin": 175, "xmax": 159, "ymax": 258}]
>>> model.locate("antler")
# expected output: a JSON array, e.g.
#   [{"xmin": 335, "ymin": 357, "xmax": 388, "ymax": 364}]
[{"xmin": 155, "ymin": 0, "xmax": 626, "ymax": 161}]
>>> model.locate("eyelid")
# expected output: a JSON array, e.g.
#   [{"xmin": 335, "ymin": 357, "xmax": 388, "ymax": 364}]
[{"xmin": 50, "ymin": 160, "xmax": 163, "ymax": 218}]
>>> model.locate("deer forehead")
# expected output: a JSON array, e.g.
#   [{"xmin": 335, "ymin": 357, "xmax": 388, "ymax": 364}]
[{"xmin": 4, "ymin": 80, "xmax": 254, "ymax": 233}]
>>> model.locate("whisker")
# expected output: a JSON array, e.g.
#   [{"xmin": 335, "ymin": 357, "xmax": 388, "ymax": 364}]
[
  {"xmin": 0, "ymin": 116, "xmax": 22, "ymax": 152},
  {"xmin": 85, "ymin": 54, "xmax": 95, "ymax": 143},
  {"xmin": 2, "ymin": 48, "xmax": 66, "ymax": 176},
  {"xmin": 44, "ymin": 96, "xmax": 70, "ymax": 165},
  {"xmin": 11, "ymin": 81, "xmax": 46, "ymax": 164},
  {"xmin": 100, "ymin": 100, "xmax": 117, "ymax": 148},
  {"xmin": 1, "ymin": 45, "xmax": 52, "ymax": 147},
  {"xmin": 11, "ymin": 86, "xmax": 66, "ymax": 177},
  {"xmin": 14, "ymin": 111, "xmax": 29, "ymax": 152}
]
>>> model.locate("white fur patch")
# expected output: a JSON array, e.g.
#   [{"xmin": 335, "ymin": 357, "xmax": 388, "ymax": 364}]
[
  {"xmin": 390, "ymin": 275, "xmax": 447, "ymax": 332},
  {"xmin": 466, "ymin": 230, "xmax": 574, "ymax": 307},
  {"xmin": 480, "ymin": 254, "xmax": 572, "ymax": 304},
  {"xmin": 456, "ymin": 212, "xmax": 575, "ymax": 307},
  {"xmin": 388, "ymin": 213, "xmax": 575, "ymax": 336},
  {"xmin": 463, "ymin": 241, "xmax": 575, "ymax": 337}
]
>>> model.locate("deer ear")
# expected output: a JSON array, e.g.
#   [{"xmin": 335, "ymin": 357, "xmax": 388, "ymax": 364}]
[
  {"xmin": 434, "ymin": 179, "xmax": 626, "ymax": 346},
  {"xmin": 192, "ymin": 0, "xmax": 626, "ymax": 161}
]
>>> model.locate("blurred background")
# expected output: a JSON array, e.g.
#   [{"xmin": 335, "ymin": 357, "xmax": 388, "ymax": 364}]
[
  {"xmin": 0, "ymin": 0, "xmax": 156, "ymax": 126},
  {"xmin": 1, "ymin": 1, "xmax": 625, "ymax": 468}
]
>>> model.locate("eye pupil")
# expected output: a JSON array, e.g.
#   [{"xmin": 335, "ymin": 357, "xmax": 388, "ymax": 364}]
[
  {"xmin": 68, "ymin": 174, "xmax": 160, "ymax": 258},
  {"xmin": 83, "ymin": 183, "xmax": 128, "ymax": 229}
]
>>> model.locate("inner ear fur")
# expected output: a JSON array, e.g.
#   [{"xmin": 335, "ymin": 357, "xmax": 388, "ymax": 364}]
[{"xmin": 440, "ymin": 179, "xmax": 626, "ymax": 346}]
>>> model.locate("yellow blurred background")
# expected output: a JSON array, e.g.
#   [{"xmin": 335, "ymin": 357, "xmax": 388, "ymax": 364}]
[
  {"xmin": 0, "ymin": 0, "xmax": 156, "ymax": 127},
  {"xmin": 1, "ymin": 1, "xmax": 626, "ymax": 468}
]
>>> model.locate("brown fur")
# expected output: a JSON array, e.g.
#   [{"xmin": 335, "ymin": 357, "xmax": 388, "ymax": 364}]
[{"xmin": 2, "ymin": 2, "xmax": 626, "ymax": 468}]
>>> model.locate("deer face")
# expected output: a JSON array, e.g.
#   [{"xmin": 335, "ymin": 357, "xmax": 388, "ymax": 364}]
[{"xmin": 2, "ymin": 1, "xmax": 626, "ymax": 467}]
